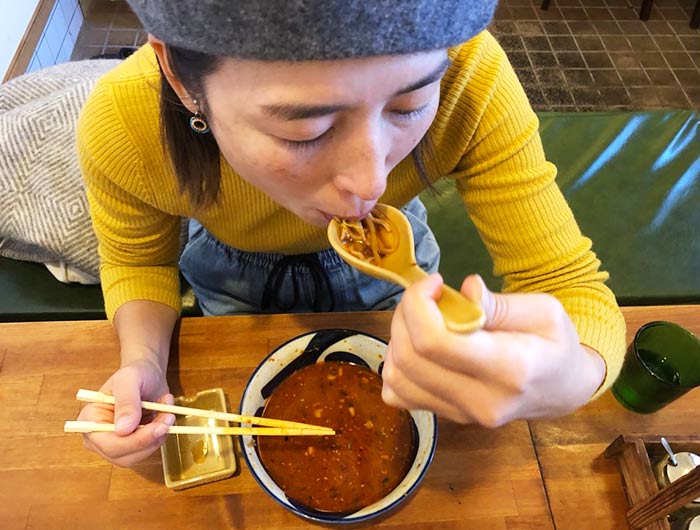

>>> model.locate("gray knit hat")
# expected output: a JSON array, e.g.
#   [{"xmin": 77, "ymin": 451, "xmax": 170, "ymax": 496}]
[{"xmin": 126, "ymin": 0, "xmax": 498, "ymax": 61}]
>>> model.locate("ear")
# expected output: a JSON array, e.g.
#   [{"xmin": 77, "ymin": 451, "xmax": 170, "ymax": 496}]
[{"xmin": 148, "ymin": 34, "xmax": 197, "ymax": 114}]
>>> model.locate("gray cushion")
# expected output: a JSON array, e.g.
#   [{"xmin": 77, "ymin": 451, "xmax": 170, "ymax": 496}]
[{"xmin": 0, "ymin": 59, "xmax": 121, "ymax": 278}]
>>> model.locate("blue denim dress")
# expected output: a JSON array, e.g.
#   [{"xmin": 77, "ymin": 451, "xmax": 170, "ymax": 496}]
[{"xmin": 179, "ymin": 197, "xmax": 440, "ymax": 316}]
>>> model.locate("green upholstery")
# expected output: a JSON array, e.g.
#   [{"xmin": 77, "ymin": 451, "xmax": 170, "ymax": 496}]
[
  {"xmin": 423, "ymin": 110, "xmax": 700, "ymax": 306},
  {"xmin": 0, "ymin": 110, "xmax": 697, "ymax": 321},
  {"xmin": 0, "ymin": 257, "xmax": 105, "ymax": 321},
  {"xmin": 0, "ymin": 257, "xmax": 201, "ymax": 322}
]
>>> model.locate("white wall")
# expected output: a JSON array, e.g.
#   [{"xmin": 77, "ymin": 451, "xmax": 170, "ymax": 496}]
[{"xmin": 0, "ymin": 1, "xmax": 41, "ymax": 79}]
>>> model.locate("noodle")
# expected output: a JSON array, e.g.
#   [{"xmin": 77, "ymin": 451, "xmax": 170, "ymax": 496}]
[{"xmin": 334, "ymin": 209, "xmax": 398, "ymax": 264}]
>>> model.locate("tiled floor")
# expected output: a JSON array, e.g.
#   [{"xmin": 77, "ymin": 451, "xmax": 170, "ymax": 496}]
[{"xmin": 71, "ymin": 0, "xmax": 700, "ymax": 110}]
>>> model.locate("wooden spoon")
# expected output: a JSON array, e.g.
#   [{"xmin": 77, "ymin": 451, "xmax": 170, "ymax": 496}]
[{"xmin": 327, "ymin": 203, "xmax": 484, "ymax": 333}]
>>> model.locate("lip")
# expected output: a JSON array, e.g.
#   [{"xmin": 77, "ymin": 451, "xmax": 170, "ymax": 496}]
[{"xmin": 324, "ymin": 205, "xmax": 376, "ymax": 222}]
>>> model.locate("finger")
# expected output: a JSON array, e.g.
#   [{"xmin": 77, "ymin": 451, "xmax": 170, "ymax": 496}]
[
  {"xmin": 111, "ymin": 372, "xmax": 145, "ymax": 435},
  {"xmin": 80, "ymin": 401, "xmax": 175, "ymax": 465},
  {"xmin": 111, "ymin": 441, "xmax": 168, "ymax": 468},
  {"xmin": 396, "ymin": 274, "xmax": 505, "ymax": 380},
  {"xmin": 91, "ymin": 396, "xmax": 176, "ymax": 467},
  {"xmin": 460, "ymin": 274, "xmax": 568, "ymax": 337},
  {"xmin": 458, "ymin": 273, "xmax": 484, "ymax": 305},
  {"xmin": 157, "ymin": 393, "xmax": 176, "ymax": 427},
  {"xmin": 77, "ymin": 402, "xmax": 115, "ymax": 423},
  {"xmin": 422, "ymin": 325, "xmax": 551, "ymax": 392},
  {"xmin": 385, "ymin": 314, "xmax": 474, "ymax": 423},
  {"xmin": 387, "ymin": 327, "xmax": 519, "ymax": 426},
  {"xmin": 389, "ymin": 344, "xmax": 520, "ymax": 427},
  {"xmin": 396, "ymin": 273, "xmax": 450, "ymax": 349},
  {"xmin": 392, "ymin": 284, "xmax": 529, "ymax": 424},
  {"xmin": 84, "ymin": 431, "xmax": 170, "ymax": 467},
  {"xmin": 141, "ymin": 410, "xmax": 157, "ymax": 424},
  {"xmin": 82, "ymin": 420, "xmax": 172, "ymax": 462},
  {"xmin": 382, "ymin": 370, "xmax": 472, "ymax": 423},
  {"xmin": 395, "ymin": 290, "xmax": 550, "ymax": 394}
]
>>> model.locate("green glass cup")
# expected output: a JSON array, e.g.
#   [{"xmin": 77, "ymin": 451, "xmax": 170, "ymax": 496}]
[{"xmin": 612, "ymin": 321, "xmax": 700, "ymax": 414}]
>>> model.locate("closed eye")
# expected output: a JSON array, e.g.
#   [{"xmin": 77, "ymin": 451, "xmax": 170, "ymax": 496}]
[
  {"xmin": 391, "ymin": 103, "xmax": 430, "ymax": 121},
  {"xmin": 279, "ymin": 128, "xmax": 332, "ymax": 150}
]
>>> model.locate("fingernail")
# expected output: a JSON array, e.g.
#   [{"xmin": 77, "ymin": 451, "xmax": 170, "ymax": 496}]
[
  {"xmin": 115, "ymin": 416, "xmax": 131, "ymax": 432},
  {"xmin": 164, "ymin": 414, "xmax": 176, "ymax": 426},
  {"xmin": 153, "ymin": 423, "xmax": 169, "ymax": 438}
]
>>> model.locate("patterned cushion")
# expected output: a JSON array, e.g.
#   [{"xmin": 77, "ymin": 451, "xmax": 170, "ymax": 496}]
[{"xmin": 0, "ymin": 59, "xmax": 121, "ymax": 279}]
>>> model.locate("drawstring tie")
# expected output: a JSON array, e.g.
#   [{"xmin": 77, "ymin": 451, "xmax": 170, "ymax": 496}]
[{"xmin": 261, "ymin": 254, "xmax": 335, "ymax": 312}]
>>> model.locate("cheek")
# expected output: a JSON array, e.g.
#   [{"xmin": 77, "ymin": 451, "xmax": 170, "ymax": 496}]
[
  {"xmin": 389, "ymin": 101, "xmax": 439, "ymax": 163},
  {"xmin": 252, "ymin": 148, "xmax": 321, "ymax": 187},
  {"xmin": 388, "ymin": 126, "xmax": 433, "ymax": 166},
  {"xmin": 218, "ymin": 134, "xmax": 321, "ymax": 190}
]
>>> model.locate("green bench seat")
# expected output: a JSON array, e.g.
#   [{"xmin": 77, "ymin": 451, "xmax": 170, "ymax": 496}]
[
  {"xmin": 0, "ymin": 256, "xmax": 201, "ymax": 322},
  {"xmin": 424, "ymin": 110, "xmax": 699, "ymax": 306},
  {"xmin": 1, "ymin": 110, "xmax": 698, "ymax": 321}
]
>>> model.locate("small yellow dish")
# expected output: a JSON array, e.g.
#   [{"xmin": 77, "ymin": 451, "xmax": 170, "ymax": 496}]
[{"xmin": 160, "ymin": 388, "xmax": 237, "ymax": 490}]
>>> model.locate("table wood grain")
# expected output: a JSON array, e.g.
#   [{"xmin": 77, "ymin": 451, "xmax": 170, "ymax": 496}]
[
  {"xmin": 0, "ymin": 312, "xmax": 550, "ymax": 530},
  {"xmin": 0, "ymin": 305, "xmax": 698, "ymax": 529},
  {"xmin": 530, "ymin": 305, "xmax": 700, "ymax": 530}
]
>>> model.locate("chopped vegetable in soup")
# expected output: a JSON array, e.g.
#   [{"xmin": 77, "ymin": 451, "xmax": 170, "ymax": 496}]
[{"xmin": 257, "ymin": 362, "xmax": 415, "ymax": 513}]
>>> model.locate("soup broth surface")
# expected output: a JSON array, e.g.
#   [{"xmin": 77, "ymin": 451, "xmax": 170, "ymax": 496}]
[{"xmin": 257, "ymin": 362, "xmax": 415, "ymax": 513}]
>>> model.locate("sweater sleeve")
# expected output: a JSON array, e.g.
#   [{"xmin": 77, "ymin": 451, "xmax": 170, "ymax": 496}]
[
  {"xmin": 445, "ymin": 33, "xmax": 626, "ymax": 399},
  {"xmin": 77, "ymin": 79, "xmax": 183, "ymax": 321}
]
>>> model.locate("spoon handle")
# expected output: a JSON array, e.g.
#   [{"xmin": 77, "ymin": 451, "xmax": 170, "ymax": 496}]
[
  {"xmin": 404, "ymin": 265, "xmax": 484, "ymax": 333},
  {"xmin": 661, "ymin": 437, "xmax": 678, "ymax": 466},
  {"xmin": 438, "ymin": 283, "xmax": 485, "ymax": 333}
]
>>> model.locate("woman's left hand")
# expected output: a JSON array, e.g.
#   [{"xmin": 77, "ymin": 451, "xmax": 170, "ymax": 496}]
[{"xmin": 381, "ymin": 274, "xmax": 606, "ymax": 426}]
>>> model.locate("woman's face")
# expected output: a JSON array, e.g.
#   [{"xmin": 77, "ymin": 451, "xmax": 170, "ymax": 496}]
[{"xmin": 201, "ymin": 50, "xmax": 448, "ymax": 227}]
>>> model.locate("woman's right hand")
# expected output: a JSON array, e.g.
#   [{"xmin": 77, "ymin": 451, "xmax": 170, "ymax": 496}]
[{"xmin": 77, "ymin": 357, "xmax": 175, "ymax": 467}]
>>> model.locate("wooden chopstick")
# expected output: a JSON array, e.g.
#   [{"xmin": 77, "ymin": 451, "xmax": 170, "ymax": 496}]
[
  {"xmin": 76, "ymin": 389, "xmax": 334, "ymax": 435},
  {"xmin": 64, "ymin": 420, "xmax": 331, "ymax": 436}
]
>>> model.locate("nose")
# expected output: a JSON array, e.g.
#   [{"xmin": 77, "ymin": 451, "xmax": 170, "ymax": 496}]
[{"xmin": 332, "ymin": 126, "xmax": 388, "ymax": 203}]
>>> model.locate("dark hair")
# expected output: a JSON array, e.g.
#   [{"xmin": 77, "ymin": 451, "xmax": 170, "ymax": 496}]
[
  {"xmin": 159, "ymin": 45, "xmax": 222, "ymax": 209},
  {"xmin": 158, "ymin": 45, "xmax": 436, "ymax": 209}
]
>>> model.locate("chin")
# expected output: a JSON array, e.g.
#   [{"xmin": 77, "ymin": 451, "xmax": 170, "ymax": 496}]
[
  {"xmin": 306, "ymin": 216, "xmax": 330, "ymax": 228},
  {"xmin": 299, "ymin": 209, "xmax": 333, "ymax": 227}
]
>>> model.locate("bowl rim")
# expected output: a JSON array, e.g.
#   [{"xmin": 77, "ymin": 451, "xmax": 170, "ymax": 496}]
[{"xmin": 238, "ymin": 328, "xmax": 438, "ymax": 524}]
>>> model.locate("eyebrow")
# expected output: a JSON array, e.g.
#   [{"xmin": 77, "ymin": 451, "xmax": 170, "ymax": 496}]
[
  {"xmin": 261, "ymin": 57, "xmax": 452, "ymax": 121},
  {"xmin": 392, "ymin": 57, "xmax": 452, "ymax": 96}
]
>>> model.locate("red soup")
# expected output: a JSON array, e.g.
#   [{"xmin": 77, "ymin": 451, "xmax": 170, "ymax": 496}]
[{"xmin": 257, "ymin": 362, "xmax": 415, "ymax": 513}]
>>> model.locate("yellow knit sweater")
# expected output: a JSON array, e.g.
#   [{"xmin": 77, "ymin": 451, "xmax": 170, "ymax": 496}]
[{"xmin": 77, "ymin": 31, "xmax": 626, "ymax": 397}]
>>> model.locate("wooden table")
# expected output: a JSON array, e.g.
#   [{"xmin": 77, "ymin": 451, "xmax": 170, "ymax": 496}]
[
  {"xmin": 531, "ymin": 305, "xmax": 700, "ymax": 530},
  {"xmin": 0, "ymin": 305, "xmax": 698, "ymax": 530}
]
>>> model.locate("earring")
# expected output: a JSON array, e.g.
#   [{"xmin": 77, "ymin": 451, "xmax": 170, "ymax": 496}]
[{"xmin": 189, "ymin": 99, "xmax": 210, "ymax": 134}]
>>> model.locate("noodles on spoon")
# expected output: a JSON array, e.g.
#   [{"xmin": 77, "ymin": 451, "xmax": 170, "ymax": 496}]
[{"xmin": 334, "ymin": 209, "xmax": 398, "ymax": 264}]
